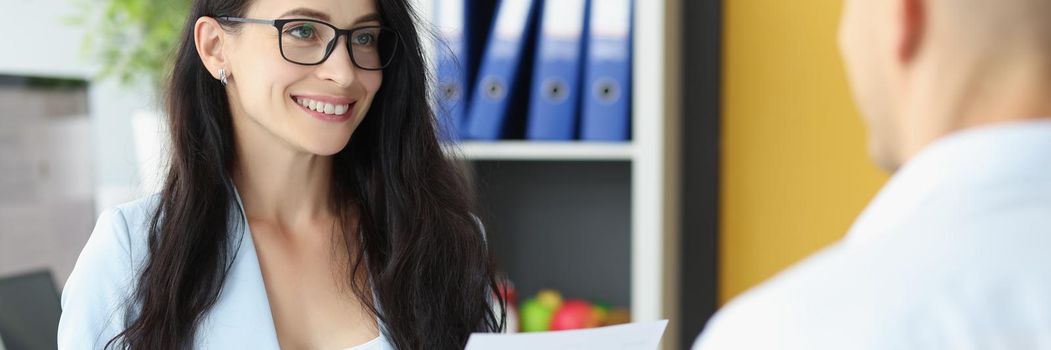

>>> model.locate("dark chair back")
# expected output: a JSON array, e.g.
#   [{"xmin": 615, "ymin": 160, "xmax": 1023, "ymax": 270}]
[{"xmin": 0, "ymin": 270, "xmax": 61, "ymax": 350}]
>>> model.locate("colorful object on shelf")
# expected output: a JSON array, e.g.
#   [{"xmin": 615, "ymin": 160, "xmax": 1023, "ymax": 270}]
[
  {"xmin": 536, "ymin": 289, "xmax": 563, "ymax": 310},
  {"xmin": 496, "ymin": 279, "xmax": 520, "ymax": 333},
  {"xmin": 590, "ymin": 302, "xmax": 610, "ymax": 326},
  {"xmin": 519, "ymin": 297, "xmax": 555, "ymax": 332},
  {"xmin": 550, "ymin": 299, "xmax": 596, "ymax": 330},
  {"xmin": 516, "ymin": 289, "xmax": 630, "ymax": 332},
  {"xmin": 605, "ymin": 308, "xmax": 631, "ymax": 326},
  {"xmin": 499, "ymin": 282, "xmax": 519, "ymax": 307}
]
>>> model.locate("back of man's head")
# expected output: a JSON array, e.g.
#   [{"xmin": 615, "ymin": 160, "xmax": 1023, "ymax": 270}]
[{"xmin": 839, "ymin": 0, "xmax": 1051, "ymax": 171}]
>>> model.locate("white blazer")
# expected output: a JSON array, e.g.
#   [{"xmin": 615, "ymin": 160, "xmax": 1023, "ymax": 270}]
[{"xmin": 58, "ymin": 192, "xmax": 393, "ymax": 349}]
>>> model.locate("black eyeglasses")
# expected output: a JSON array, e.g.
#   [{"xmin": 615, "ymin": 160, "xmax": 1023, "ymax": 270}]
[{"xmin": 217, "ymin": 16, "xmax": 399, "ymax": 70}]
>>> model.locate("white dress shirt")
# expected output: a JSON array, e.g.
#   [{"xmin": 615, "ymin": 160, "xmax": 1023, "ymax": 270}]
[
  {"xmin": 58, "ymin": 191, "xmax": 394, "ymax": 349},
  {"xmin": 694, "ymin": 120, "xmax": 1051, "ymax": 350}
]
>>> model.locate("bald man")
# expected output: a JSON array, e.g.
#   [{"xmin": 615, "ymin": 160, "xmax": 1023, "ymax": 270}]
[{"xmin": 693, "ymin": 0, "xmax": 1051, "ymax": 348}]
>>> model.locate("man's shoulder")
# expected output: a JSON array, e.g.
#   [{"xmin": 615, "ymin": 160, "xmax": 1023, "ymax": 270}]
[
  {"xmin": 695, "ymin": 214, "xmax": 1051, "ymax": 350},
  {"xmin": 697, "ymin": 238, "xmax": 952, "ymax": 349},
  {"xmin": 696, "ymin": 243, "xmax": 867, "ymax": 345}
]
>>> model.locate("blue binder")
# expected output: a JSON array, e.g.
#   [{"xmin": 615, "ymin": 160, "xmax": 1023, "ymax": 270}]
[
  {"xmin": 524, "ymin": 0, "xmax": 590, "ymax": 141},
  {"xmin": 465, "ymin": 0, "xmax": 542, "ymax": 141},
  {"xmin": 433, "ymin": 0, "xmax": 497, "ymax": 141},
  {"xmin": 580, "ymin": 0, "xmax": 632, "ymax": 141},
  {"xmin": 433, "ymin": 0, "xmax": 469, "ymax": 140}
]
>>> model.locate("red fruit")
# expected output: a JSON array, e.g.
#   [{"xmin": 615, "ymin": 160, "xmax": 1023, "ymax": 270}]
[{"xmin": 549, "ymin": 299, "xmax": 594, "ymax": 330}]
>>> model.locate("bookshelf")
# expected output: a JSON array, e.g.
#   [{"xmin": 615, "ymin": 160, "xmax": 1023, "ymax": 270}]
[{"xmin": 419, "ymin": 0, "xmax": 683, "ymax": 348}]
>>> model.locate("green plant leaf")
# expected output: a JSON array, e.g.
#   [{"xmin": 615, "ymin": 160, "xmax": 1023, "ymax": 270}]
[{"xmin": 70, "ymin": 0, "xmax": 191, "ymax": 89}]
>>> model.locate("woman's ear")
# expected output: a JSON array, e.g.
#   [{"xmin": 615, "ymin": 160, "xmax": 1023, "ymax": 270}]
[
  {"xmin": 897, "ymin": 0, "xmax": 926, "ymax": 64},
  {"xmin": 195, "ymin": 16, "xmax": 229, "ymax": 80}
]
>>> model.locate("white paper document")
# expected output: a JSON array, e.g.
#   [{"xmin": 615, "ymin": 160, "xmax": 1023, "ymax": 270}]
[{"xmin": 465, "ymin": 320, "xmax": 669, "ymax": 350}]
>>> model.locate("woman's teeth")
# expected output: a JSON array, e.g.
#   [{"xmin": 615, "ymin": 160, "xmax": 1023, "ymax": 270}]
[{"xmin": 295, "ymin": 97, "xmax": 350, "ymax": 116}]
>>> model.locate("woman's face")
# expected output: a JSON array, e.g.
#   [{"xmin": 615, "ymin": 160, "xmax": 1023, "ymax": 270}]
[{"xmin": 223, "ymin": 0, "xmax": 383, "ymax": 156}]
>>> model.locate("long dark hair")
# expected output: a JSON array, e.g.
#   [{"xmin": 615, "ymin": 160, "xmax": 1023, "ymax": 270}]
[{"xmin": 107, "ymin": 0, "xmax": 505, "ymax": 348}]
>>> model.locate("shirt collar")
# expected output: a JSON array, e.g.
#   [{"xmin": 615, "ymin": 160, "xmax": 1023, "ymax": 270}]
[{"xmin": 845, "ymin": 119, "xmax": 1051, "ymax": 243}]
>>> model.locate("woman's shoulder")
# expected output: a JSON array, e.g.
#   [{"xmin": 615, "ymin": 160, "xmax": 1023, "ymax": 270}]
[
  {"xmin": 108, "ymin": 192, "xmax": 162, "ymax": 227},
  {"xmin": 58, "ymin": 193, "xmax": 161, "ymax": 347},
  {"xmin": 89, "ymin": 193, "xmax": 163, "ymax": 264}
]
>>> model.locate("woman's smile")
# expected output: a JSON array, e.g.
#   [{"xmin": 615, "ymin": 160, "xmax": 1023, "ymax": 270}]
[{"xmin": 291, "ymin": 94, "xmax": 357, "ymax": 122}]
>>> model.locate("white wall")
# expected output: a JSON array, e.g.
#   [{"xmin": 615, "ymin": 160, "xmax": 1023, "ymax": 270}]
[
  {"xmin": 0, "ymin": 0, "xmax": 161, "ymax": 289},
  {"xmin": 0, "ymin": 0, "xmax": 154, "ymax": 213},
  {"xmin": 0, "ymin": 86, "xmax": 95, "ymax": 285},
  {"xmin": 0, "ymin": 0, "xmax": 93, "ymax": 78}
]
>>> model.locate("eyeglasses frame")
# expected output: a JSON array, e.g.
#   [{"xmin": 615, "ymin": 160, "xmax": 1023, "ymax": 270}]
[{"xmin": 216, "ymin": 16, "xmax": 400, "ymax": 71}]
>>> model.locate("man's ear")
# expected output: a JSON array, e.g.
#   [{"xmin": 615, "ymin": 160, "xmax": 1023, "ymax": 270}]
[
  {"xmin": 195, "ymin": 16, "xmax": 229, "ymax": 80},
  {"xmin": 898, "ymin": 0, "xmax": 925, "ymax": 64}
]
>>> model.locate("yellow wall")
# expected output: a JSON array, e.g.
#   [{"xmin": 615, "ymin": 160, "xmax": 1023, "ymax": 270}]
[{"xmin": 720, "ymin": 0, "xmax": 889, "ymax": 303}]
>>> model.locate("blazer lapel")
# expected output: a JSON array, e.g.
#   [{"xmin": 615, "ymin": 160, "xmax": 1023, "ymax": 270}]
[{"xmin": 196, "ymin": 190, "xmax": 281, "ymax": 348}]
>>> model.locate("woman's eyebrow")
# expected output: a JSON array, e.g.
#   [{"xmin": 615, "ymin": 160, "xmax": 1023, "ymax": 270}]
[
  {"xmin": 278, "ymin": 8, "xmax": 382, "ymax": 26},
  {"xmin": 352, "ymin": 13, "xmax": 382, "ymax": 25},
  {"xmin": 279, "ymin": 7, "xmax": 331, "ymax": 21}
]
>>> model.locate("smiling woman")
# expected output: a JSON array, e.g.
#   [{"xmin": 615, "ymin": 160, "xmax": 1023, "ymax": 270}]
[{"xmin": 56, "ymin": 0, "xmax": 505, "ymax": 349}]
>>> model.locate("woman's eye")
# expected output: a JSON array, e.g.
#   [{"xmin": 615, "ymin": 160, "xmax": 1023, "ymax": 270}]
[
  {"xmin": 354, "ymin": 32, "xmax": 376, "ymax": 46},
  {"xmin": 287, "ymin": 24, "xmax": 317, "ymax": 40}
]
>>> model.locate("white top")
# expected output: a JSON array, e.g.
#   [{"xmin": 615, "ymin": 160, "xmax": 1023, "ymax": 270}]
[
  {"xmin": 694, "ymin": 120, "xmax": 1051, "ymax": 350},
  {"xmin": 343, "ymin": 336, "xmax": 384, "ymax": 350},
  {"xmin": 58, "ymin": 191, "xmax": 394, "ymax": 349}
]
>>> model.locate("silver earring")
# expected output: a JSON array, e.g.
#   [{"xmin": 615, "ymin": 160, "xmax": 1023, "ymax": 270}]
[{"xmin": 219, "ymin": 68, "xmax": 228, "ymax": 86}]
